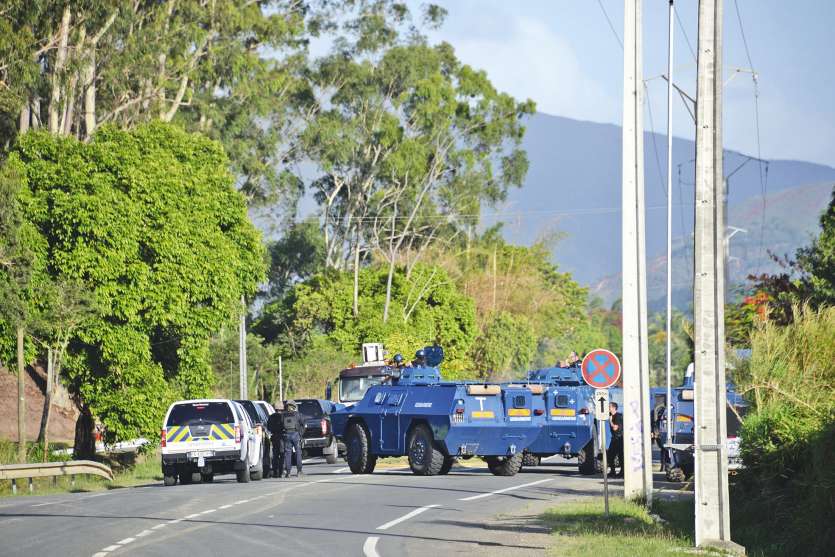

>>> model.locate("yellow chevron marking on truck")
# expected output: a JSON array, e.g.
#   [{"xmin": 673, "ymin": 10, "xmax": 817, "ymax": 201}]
[
  {"xmin": 551, "ymin": 408, "xmax": 576, "ymax": 417},
  {"xmin": 471, "ymin": 411, "xmax": 495, "ymax": 418},
  {"xmin": 508, "ymin": 408, "xmax": 531, "ymax": 416},
  {"xmin": 169, "ymin": 426, "xmax": 192, "ymax": 443},
  {"xmin": 211, "ymin": 423, "xmax": 235, "ymax": 440}
]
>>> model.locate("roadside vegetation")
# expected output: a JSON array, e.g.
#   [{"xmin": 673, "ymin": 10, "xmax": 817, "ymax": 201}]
[{"xmin": 542, "ymin": 498, "xmax": 697, "ymax": 556}]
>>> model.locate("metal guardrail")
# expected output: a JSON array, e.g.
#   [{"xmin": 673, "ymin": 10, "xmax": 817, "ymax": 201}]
[{"xmin": 0, "ymin": 460, "xmax": 114, "ymax": 494}]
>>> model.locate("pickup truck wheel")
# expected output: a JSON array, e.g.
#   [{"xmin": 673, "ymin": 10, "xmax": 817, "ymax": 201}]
[
  {"xmin": 200, "ymin": 473, "xmax": 214, "ymax": 483},
  {"xmin": 486, "ymin": 454, "xmax": 523, "ymax": 476},
  {"xmin": 439, "ymin": 456, "xmax": 456, "ymax": 475},
  {"xmin": 346, "ymin": 422, "xmax": 376, "ymax": 474},
  {"xmin": 407, "ymin": 424, "xmax": 444, "ymax": 476},
  {"xmin": 577, "ymin": 440, "xmax": 597, "ymax": 475},
  {"xmin": 236, "ymin": 468, "xmax": 251, "ymax": 483},
  {"xmin": 163, "ymin": 474, "xmax": 177, "ymax": 487},
  {"xmin": 522, "ymin": 452, "xmax": 541, "ymax": 467},
  {"xmin": 325, "ymin": 438, "xmax": 338, "ymax": 464}
]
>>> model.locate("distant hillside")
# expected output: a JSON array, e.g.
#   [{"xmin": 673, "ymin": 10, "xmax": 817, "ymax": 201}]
[{"xmin": 497, "ymin": 112, "xmax": 835, "ymax": 307}]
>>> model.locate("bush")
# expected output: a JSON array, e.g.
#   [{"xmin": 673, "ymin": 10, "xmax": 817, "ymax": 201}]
[{"xmin": 732, "ymin": 305, "xmax": 835, "ymax": 556}]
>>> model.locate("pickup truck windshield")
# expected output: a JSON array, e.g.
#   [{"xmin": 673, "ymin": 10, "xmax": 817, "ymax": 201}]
[
  {"xmin": 340, "ymin": 376, "xmax": 384, "ymax": 403},
  {"xmin": 167, "ymin": 402, "xmax": 233, "ymax": 426}
]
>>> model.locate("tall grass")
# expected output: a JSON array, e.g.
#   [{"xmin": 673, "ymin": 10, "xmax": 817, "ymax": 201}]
[{"xmin": 732, "ymin": 305, "xmax": 835, "ymax": 556}]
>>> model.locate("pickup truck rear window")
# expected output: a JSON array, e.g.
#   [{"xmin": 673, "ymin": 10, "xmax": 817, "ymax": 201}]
[
  {"xmin": 167, "ymin": 402, "xmax": 234, "ymax": 426},
  {"xmin": 297, "ymin": 400, "xmax": 324, "ymax": 419},
  {"xmin": 235, "ymin": 400, "xmax": 265, "ymax": 425}
]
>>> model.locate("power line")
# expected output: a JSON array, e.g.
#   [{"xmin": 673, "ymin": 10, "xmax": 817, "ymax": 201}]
[
  {"xmin": 643, "ymin": 82, "xmax": 669, "ymax": 200},
  {"xmin": 596, "ymin": 0, "xmax": 623, "ymax": 50},
  {"xmin": 675, "ymin": 6, "xmax": 697, "ymax": 61},
  {"xmin": 732, "ymin": 0, "xmax": 768, "ymax": 274}
]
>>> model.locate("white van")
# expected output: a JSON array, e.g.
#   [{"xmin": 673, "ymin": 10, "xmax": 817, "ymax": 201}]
[{"xmin": 160, "ymin": 399, "xmax": 264, "ymax": 486}]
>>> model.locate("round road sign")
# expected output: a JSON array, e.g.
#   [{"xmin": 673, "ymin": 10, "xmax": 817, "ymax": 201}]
[{"xmin": 581, "ymin": 349, "xmax": 622, "ymax": 388}]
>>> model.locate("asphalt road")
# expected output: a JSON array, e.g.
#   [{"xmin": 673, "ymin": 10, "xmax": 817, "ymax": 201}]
[{"xmin": 0, "ymin": 457, "xmax": 688, "ymax": 557}]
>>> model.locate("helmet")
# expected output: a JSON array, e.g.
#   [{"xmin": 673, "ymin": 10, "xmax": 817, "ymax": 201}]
[
  {"xmin": 286, "ymin": 400, "xmax": 297, "ymax": 410},
  {"xmin": 415, "ymin": 349, "xmax": 426, "ymax": 359},
  {"xmin": 393, "ymin": 354, "xmax": 404, "ymax": 364}
]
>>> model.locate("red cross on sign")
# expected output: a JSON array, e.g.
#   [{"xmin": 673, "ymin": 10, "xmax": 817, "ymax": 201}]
[{"xmin": 581, "ymin": 349, "xmax": 622, "ymax": 389}]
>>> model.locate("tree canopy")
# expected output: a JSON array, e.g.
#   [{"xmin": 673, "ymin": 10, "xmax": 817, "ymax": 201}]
[{"xmin": 2, "ymin": 122, "xmax": 265, "ymax": 443}]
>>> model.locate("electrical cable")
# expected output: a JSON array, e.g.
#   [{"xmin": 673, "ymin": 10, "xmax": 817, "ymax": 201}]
[{"xmin": 596, "ymin": 0, "xmax": 623, "ymax": 50}]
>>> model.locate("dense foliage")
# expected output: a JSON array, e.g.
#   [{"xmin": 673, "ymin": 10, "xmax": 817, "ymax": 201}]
[
  {"xmin": 1, "ymin": 123, "xmax": 265, "ymax": 444},
  {"xmin": 731, "ymin": 306, "xmax": 835, "ymax": 555}
]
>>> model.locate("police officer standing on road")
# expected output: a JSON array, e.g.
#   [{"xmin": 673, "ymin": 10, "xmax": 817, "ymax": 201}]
[
  {"xmin": 607, "ymin": 402, "xmax": 624, "ymax": 478},
  {"xmin": 281, "ymin": 401, "xmax": 305, "ymax": 478},
  {"xmin": 267, "ymin": 401, "xmax": 285, "ymax": 478}
]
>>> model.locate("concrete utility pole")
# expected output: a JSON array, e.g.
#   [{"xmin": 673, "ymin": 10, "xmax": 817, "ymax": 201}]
[
  {"xmin": 239, "ymin": 295, "xmax": 248, "ymax": 399},
  {"xmin": 621, "ymin": 0, "xmax": 653, "ymax": 504},
  {"xmin": 664, "ymin": 0, "xmax": 676, "ymax": 453},
  {"xmin": 692, "ymin": 0, "xmax": 741, "ymax": 552}
]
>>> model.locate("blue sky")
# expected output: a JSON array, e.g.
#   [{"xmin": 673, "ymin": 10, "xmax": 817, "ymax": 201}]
[{"xmin": 414, "ymin": 0, "xmax": 835, "ymax": 168}]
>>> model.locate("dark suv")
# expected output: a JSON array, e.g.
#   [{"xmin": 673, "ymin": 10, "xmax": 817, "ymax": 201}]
[
  {"xmin": 235, "ymin": 400, "xmax": 273, "ymax": 477},
  {"xmin": 293, "ymin": 399, "xmax": 339, "ymax": 464}
]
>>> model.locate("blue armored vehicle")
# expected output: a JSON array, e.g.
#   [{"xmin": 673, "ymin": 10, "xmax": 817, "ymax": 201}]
[
  {"xmin": 330, "ymin": 347, "xmax": 540, "ymax": 477},
  {"xmin": 518, "ymin": 365, "xmax": 619, "ymax": 474},
  {"xmin": 653, "ymin": 368, "xmax": 748, "ymax": 482}
]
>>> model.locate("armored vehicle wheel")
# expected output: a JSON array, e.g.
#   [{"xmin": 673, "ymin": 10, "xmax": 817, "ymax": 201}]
[
  {"xmin": 522, "ymin": 452, "xmax": 541, "ymax": 467},
  {"xmin": 346, "ymin": 421, "xmax": 377, "ymax": 474},
  {"xmin": 163, "ymin": 474, "xmax": 177, "ymax": 487},
  {"xmin": 486, "ymin": 454, "xmax": 523, "ymax": 476},
  {"xmin": 666, "ymin": 467, "xmax": 686, "ymax": 482},
  {"xmin": 577, "ymin": 440, "xmax": 597, "ymax": 475},
  {"xmin": 407, "ymin": 424, "xmax": 445, "ymax": 476},
  {"xmin": 236, "ymin": 468, "xmax": 251, "ymax": 483},
  {"xmin": 439, "ymin": 456, "xmax": 456, "ymax": 475},
  {"xmin": 200, "ymin": 472, "xmax": 214, "ymax": 483}
]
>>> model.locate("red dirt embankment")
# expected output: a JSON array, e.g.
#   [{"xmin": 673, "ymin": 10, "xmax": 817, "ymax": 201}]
[{"xmin": 0, "ymin": 365, "xmax": 79, "ymax": 443}]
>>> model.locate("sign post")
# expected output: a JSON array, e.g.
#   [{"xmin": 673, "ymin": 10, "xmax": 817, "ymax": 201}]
[
  {"xmin": 595, "ymin": 388, "xmax": 611, "ymax": 516},
  {"xmin": 582, "ymin": 349, "xmax": 622, "ymax": 519}
]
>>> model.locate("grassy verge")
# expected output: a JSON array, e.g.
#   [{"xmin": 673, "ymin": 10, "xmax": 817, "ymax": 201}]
[
  {"xmin": 541, "ymin": 497, "xmax": 708, "ymax": 556},
  {"xmin": 0, "ymin": 441, "xmax": 162, "ymax": 497}
]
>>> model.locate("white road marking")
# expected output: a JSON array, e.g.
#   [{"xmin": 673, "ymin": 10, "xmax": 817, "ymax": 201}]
[
  {"xmin": 167, "ymin": 519, "xmax": 183, "ymax": 525},
  {"xmin": 332, "ymin": 467, "xmax": 349, "ymax": 474},
  {"xmin": 31, "ymin": 501, "xmax": 58, "ymax": 507},
  {"xmin": 199, "ymin": 509, "xmax": 216, "ymax": 515},
  {"xmin": 92, "ymin": 552, "xmax": 110, "ymax": 557},
  {"xmin": 135, "ymin": 530, "xmax": 152, "ymax": 538},
  {"xmin": 102, "ymin": 545, "xmax": 121, "ymax": 551},
  {"xmin": 151, "ymin": 524, "xmax": 167, "ymax": 530},
  {"xmin": 376, "ymin": 504, "xmax": 440, "ymax": 531},
  {"xmin": 458, "ymin": 478, "xmax": 552, "ymax": 501},
  {"xmin": 363, "ymin": 536, "xmax": 381, "ymax": 557},
  {"xmin": 116, "ymin": 537, "xmax": 135, "ymax": 545},
  {"xmin": 218, "ymin": 504, "xmax": 233, "ymax": 509},
  {"xmin": 184, "ymin": 513, "xmax": 201, "ymax": 519}
]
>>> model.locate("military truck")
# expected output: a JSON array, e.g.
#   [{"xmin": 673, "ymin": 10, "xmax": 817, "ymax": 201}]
[
  {"xmin": 328, "ymin": 343, "xmax": 397, "ymax": 406},
  {"xmin": 330, "ymin": 347, "xmax": 540, "ymax": 477}
]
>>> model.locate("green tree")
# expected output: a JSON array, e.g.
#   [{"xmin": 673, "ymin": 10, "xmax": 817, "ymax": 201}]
[
  {"xmin": 3, "ymin": 122, "xmax": 265, "ymax": 450},
  {"xmin": 255, "ymin": 262, "xmax": 477, "ymax": 378},
  {"xmin": 265, "ymin": 220, "xmax": 326, "ymax": 298},
  {"xmin": 471, "ymin": 311, "xmax": 536, "ymax": 379},
  {"xmin": 797, "ymin": 187, "xmax": 835, "ymax": 305},
  {"xmin": 304, "ymin": 25, "xmax": 534, "ymax": 320}
]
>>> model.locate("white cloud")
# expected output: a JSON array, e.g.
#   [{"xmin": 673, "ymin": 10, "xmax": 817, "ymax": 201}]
[{"xmin": 440, "ymin": 16, "xmax": 619, "ymax": 123}]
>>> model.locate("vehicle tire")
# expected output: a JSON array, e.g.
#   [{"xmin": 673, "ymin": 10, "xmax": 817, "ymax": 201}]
[
  {"xmin": 407, "ymin": 424, "xmax": 444, "ymax": 476},
  {"xmin": 163, "ymin": 474, "xmax": 177, "ymax": 487},
  {"xmin": 200, "ymin": 473, "xmax": 214, "ymax": 483},
  {"xmin": 666, "ymin": 467, "xmax": 686, "ymax": 483},
  {"xmin": 439, "ymin": 456, "xmax": 456, "ymax": 475},
  {"xmin": 236, "ymin": 467, "xmax": 251, "ymax": 483},
  {"xmin": 179, "ymin": 471, "xmax": 193, "ymax": 485},
  {"xmin": 577, "ymin": 440, "xmax": 597, "ymax": 475},
  {"xmin": 345, "ymin": 421, "xmax": 377, "ymax": 474},
  {"xmin": 190, "ymin": 472, "xmax": 202, "ymax": 484},
  {"xmin": 522, "ymin": 452, "xmax": 541, "ymax": 467},
  {"xmin": 325, "ymin": 438, "xmax": 339, "ymax": 465},
  {"xmin": 486, "ymin": 454, "xmax": 523, "ymax": 477},
  {"xmin": 251, "ymin": 460, "xmax": 264, "ymax": 481}
]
